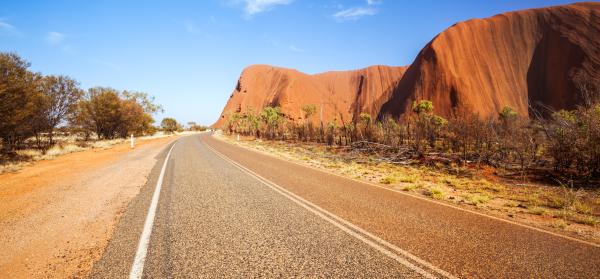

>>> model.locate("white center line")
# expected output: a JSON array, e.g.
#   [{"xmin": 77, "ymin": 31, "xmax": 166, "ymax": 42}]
[
  {"xmin": 204, "ymin": 140, "xmax": 457, "ymax": 279},
  {"xmin": 129, "ymin": 143, "xmax": 177, "ymax": 279}
]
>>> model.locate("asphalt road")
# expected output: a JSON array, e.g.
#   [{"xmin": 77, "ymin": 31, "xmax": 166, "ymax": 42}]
[{"xmin": 91, "ymin": 133, "xmax": 600, "ymax": 278}]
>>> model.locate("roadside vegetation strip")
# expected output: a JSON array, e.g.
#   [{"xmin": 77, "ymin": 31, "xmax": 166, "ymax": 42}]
[
  {"xmin": 0, "ymin": 133, "xmax": 178, "ymax": 175},
  {"xmin": 215, "ymin": 134, "xmax": 600, "ymax": 248},
  {"xmin": 203, "ymin": 141, "xmax": 457, "ymax": 279},
  {"xmin": 129, "ymin": 142, "xmax": 177, "ymax": 279}
]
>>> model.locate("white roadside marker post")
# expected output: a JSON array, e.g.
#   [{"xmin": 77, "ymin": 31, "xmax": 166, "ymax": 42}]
[
  {"xmin": 130, "ymin": 134, "xmax": 135, "ymax": 149},
  {"xmin": 237, "ymin": 134, "xmax": 240, "ymax": 141}
]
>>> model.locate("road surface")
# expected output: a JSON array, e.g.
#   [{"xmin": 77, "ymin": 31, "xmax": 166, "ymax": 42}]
[{"xmin": 91, "ymin": 133, "xmax": 600, "ymax": 278}]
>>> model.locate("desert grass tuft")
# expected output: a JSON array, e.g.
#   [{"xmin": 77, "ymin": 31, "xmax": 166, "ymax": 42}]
[
  {"xmin": 465, "ymin": 193, "xmax": 490, "ymax": 205},
  {"xmin": 442, "ymin": 177, "xmax": 465, "ymax": 189},
  {"xmin": 503, "ymin": 201, "xmax": 520, "ymax": 207},
  {"xmin": 91, "ymin": 139, "xmax": 125, "ymax": 149},
  {"xmin": 550, "ymin": 220, "xmax": 568, "ymax": 229},
  {"xmin": 573, "ymin": 201, "xmax": 593, "ymax": 215},
  {"xmin": 425, "ymin": 186, "xmax": 446, "ymax": 200},
  {"xmin": 552, "ymin": 210, "xmax": 570, "ymax": 219},
  {"xmin": 380, "ymin": 175, "xmax": 396, "ymax": 185},
  {"xmin": 547, "ymin": 197, "xmax": 567, "ymax": 209},
  {"xmin": 512, "ymin": 194, "xmax": 543, "ymax": 207},
  {"xmin": 397, "ymin": 173, "xmax": 418, "ymax": 183},
  {"xmin": 44, "ymin": 144, "xmax": 86, "ymax": 158},
  {"xmin": 478, "ymin": 179, "xmax": 504, "ymax": 193},
  {"xmin": 530, "ymin": 207, "xmax": 548, "ymax": 216},
  {"xmin": 573, "ymin": 215, "xmax": 598, "ymax": 226}
]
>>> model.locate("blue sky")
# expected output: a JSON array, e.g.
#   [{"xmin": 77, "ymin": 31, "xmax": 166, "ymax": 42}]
[{"xmin": 0, "ymin": 0, "xmax": 575, "ymax": 125}]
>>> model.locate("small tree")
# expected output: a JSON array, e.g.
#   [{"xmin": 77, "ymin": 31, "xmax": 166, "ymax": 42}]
[
  {"xmin": 40, "ymin": 75, "xmax": 84, "ymax": 144},
  {"xmin": 358, "ymin": 112, "xmax": 373, "ymax": 141},
  {"xmin": 301, "ymin": 104, "xmax": 317, "ymax": 141},
  {"xmin": 497, "ymin": 106, "xmax": 519, "ymax": 166},
  {"xmin": 122, "ymin": 91, "xmax": 163, "ymax": 115},
  {"xmin": 412, "ymin": 100, "xmax": 447, "ymax": 151},
  {"xmin": 343, "ymin": 122, "xmax": 355, "ymax": 145},
  {"xmin": 499, "ymin": 106, "xmax": 518, "ymax": 127},
  {"xmin": 260, "ymin": 106, "xmax": 282, "ymax": 139},
  {"xmin": 161, "ymin": 117, "xmax": 179, "ymax": 134},
  {"xmin": 228, "ymin": 112, "xmax": 242, "ymax": 134},
  {"xmin": 0, "ymin": 53, "xmax": 40, "ymax": 151},
  {"xmin": 120, "ymin": 98, "xmax": 154, "ymax": 137},
  {"xmin": 302, "ymin": 104, "xmax": 317, "ymax": 121},
  {"xmin": 246, "ymin": 108, "xmax": 260, "ymax": 137},
  {"xmin": 326, "ymin": 121, "xmax": 337, "ymax": 146},
  {"xmin": 84, "ymin": 87, "xmax": 123, "ymax": 139},
  {"xmin": 412, "ymin": 100, "xmax": 433, "ymax": 114},
  {"xmin": 545, "ymin": 105, "xmax": 600, "ymax": 176},
  {"xmin": 380, "ymin": 116, "xmax": 399, "ymax": 146}
]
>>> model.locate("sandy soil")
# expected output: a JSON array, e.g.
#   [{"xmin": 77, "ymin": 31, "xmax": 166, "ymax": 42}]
[{"xmin": 0, "ymin": 136, "xmax": 176, "ymax": 279}]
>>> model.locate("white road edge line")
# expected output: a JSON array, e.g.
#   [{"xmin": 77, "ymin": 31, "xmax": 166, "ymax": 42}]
[
  {"xmin": 204, "ymin": 141, "xmax": 457, "ymax": 279},
  {"xmin": 129, "ymin": 143, "xmax": 177, "ymax": 279},
  {"xmin": 212, "ymin": 134, "xmax": 600, "ymax": 249}
]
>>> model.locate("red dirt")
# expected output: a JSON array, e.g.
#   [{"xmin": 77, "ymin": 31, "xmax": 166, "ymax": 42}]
[{"xmin": 0, "ymin": 137, "xmax": 175, "ymax": 279}]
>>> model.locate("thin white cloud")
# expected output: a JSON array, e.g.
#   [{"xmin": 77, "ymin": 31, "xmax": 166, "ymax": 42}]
[
  {"xmin": 366, "ymin": 0, "xmax": 382, "ymax": 5},
  {"xmin": 289, "ymin": 45, "xmax": 304, "ymax": 52},
  {"xmin": 333, "ymin": 7, "xmax": 377, "ymax": 21},
  {"xmin": 0, "ymin": 20, "xmax": 21, "ymax": 36},
  {"xmin": 0, "ymin": 21, "xmax": 15, "ymax": 31},
  {"xmin": 47, "ymin": 31, "xmax": 66, "ymax": 45},
  {"xmin": 243, "ymin": 0, "xmax": 294, "ymax": 16}
]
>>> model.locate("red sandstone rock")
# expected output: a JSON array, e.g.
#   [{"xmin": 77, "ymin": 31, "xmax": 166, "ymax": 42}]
[
  {"xmin": 213, "ymin": 65, "xmax": 406, "ymax": 127},
  {"xmin": 380, "ymin": 2, "xmax": 600, "ymax": 119}
]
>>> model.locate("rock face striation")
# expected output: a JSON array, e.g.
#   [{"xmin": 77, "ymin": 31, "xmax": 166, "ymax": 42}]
[
  {"xmin": 379, "ymin": 2, "xmax": 600, "ymax": 119},
  {"xmin": 215, "ymin": 2, "xmax": 600, "ymax": 127},
  {"xmin": 214, "ymin": 65, "xmax": 407, "ymax": 127}
]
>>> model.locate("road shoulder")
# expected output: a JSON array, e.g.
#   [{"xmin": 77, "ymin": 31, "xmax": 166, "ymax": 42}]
[{"xmin": 0, "ymin": 136, "xmax": 176, "ymax": 278}]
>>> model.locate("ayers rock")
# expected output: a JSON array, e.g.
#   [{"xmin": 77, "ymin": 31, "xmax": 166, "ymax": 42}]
[
  {"xmin": 215, "ymin": 2, "xmax": 599, "ymax": 127},
  {"xmin": 213, "ymin": 64, "xmax": 407, "ymax": 127},
  {"xmin": 380, "ymin": 2, "xmax": 600, "ymax": 119}
]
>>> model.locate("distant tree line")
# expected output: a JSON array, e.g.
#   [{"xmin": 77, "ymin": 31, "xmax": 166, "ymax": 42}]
[
  {"xmin": 0, "ymin": 52, "xmax": 166, "ymax": 153},
  {"xmin": 223, "ymin": 74, "xmax": 600, "ymax": 184},
  {"xmin": 187, "ymin": 121, "xmax": 208, "ymax": 132}
]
